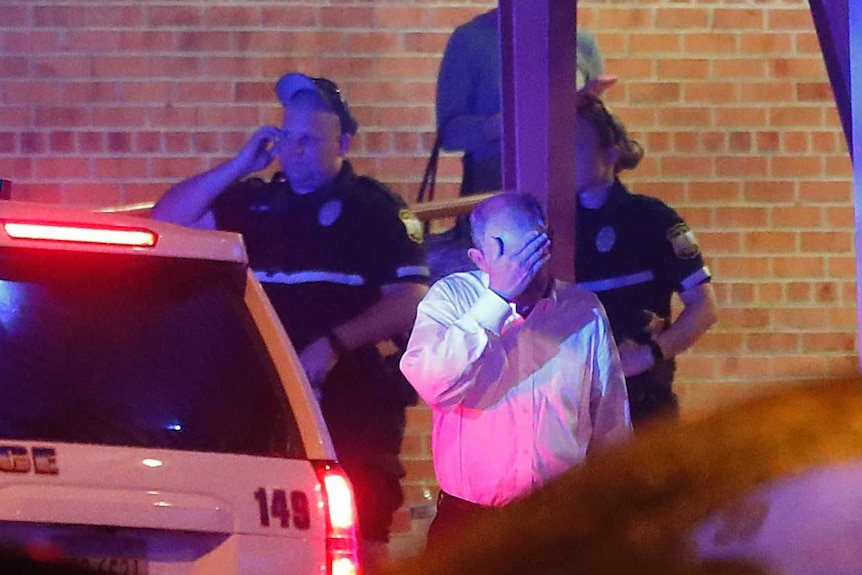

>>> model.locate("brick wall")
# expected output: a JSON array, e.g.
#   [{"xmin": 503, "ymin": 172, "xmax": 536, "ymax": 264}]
[{"xmin": 1, "ymin": 0, "xmax": 857, "ymax": 538}]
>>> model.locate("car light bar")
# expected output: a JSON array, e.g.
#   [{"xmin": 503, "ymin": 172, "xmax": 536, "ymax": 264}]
[{"xmin": 3, "ymin": 221, "xmax": 158, "ymax": 247}]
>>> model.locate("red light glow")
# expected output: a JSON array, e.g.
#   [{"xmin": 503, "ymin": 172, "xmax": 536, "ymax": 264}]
[{"xmin": 4, "ymin": 222, "xmax": 157, "ymax": 247}]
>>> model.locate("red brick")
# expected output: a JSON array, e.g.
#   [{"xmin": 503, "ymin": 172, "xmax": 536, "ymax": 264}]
[
  {"xmin": 7, "ymin": 82, "xmax": 63, "ymax": 105},
  {"xmin": 92, "ymin": 107, "xmax": 148, "ymax": 128},
  {"xmin": 34, "ymin": 107, "xmax": 91, "ymax": 128},
  {"xmin": 0, "ymin": 6, "xmax": 28, "ymax": 25},
  {"xmin": 683, "ymin": 82, "xmax": 737, "ymax": 104},
  {"xmin": 716, "ymin": 156, "xmax": 768, "ymax": 178},
  {"xmin": 5, "ymin": 31, "xmax": 60, "ymax": 53},
  {"xmin": 768, "ymin": 8, "xmax": 814, "ymax": 30},
  {"xmin": 629, "ymin": 82, "xmax": 681, "ymax": 104},
  {"xmin": 629, "ymin": 33, "xmax": 682, "ymax": 54},
  {"xmin": 771, "ymin": 206, "xmax": 822, "ymax": 228},
  {"xmin": 122, "ymin": 82, "xmax": 172, "ymax": 103},
  {"xmin": 260, "ymin": 6, "xmax": 318, "ymax": 27},
  {"xmin": 34, "ymin": 157, "xmax": 91, "ymax": 179},
  {"xmin": 782, "ymin": 131, "xmax": 808, "ymax": 153},
  {"xmin": 348, "ymin": 32, "xmax": 402, "ymax": 53},
  {"xmin": 374, "ymin": 7, "xmax": 430, "ymax": 28},
  {"xmin": 714, "ymin": 59, "xmax": 768, "ymax": 78},
  {"xmin": 740, "ymin": 33, "xmax": 793, "ymax": 54},
  {"xmin": 682, "ymin": 33, "xmax": 736, "ymax": 54},
  {"xmin": 771, "ymin": 156, "xmax": 821, "ymax": 178},
  {"xmin": 64, "ymin": 183, "xmax": 124, "ymax": 208},
  {"xmin": 119, "ymin": 31, "xmax": 175, "ymax": 51},
  {"xmin": 176, "ymin": 32, "xmax": 231, "ymax": 52},
  {"xmin": 202, "ymin": 5, "xmax": 262, "ymax": 26},
  {"xmin": 741, "ymin": 181, "xmax": 794, "ymax": 205},
  {"xmin": 799, "ymin": 181, "xmax": 851, "ymax": 202},
  {"xmin": 714, "ymin": 9, "xmax": 764, "ymax": 30},
  {"xmin": 94, "ymin": 158, "xmax": 148, "ymax": 179},
  {"xmin": 49, "ymin": 131, "xmax": 75, "ymax": 153},
  {"xmin": 85, "ymin": 6, "xmax": 145, "ymax": 27},
  {"xmin": 177, "ymin": 82, "xmax": 233, "ymax": 103},
  {"xmin": 148, "ymin": 5, "xmax": 202, "ymax": 27},
  {"xmin": 656, "ymin": 59, "xmax": 710, "ymax": 80},
  {"xmin": 800, "ymin": 232, "xmax": 853, "ymax": 254},
  {"xmin": 743, "ymin": 231, "xmax": 796, "ymax": 254},
  {"xmin": 64, "ymin": 31, "xmax": 121, "ymax": 52},
  {"xmin": 165, "ymin": 133, "xmax": 192, "ymax": 154},
  {"xmin": 787, "ymin": 282, "xmax": 811, "ymax": 302},
  {"xmin": 740, "ymin": 82, "xmax": 794, "ymax": 103},
  {"xmin": 78, "ymin": 132, "xmax": 105, "ymax": 154},
  {"xmin": 34, "ymin": 5, "xmax": 86, "ymax": 26},
  {"xmin": 148, "ymin": 57, "xmax": 204, "ymax": 78},
  {"xmin": 600, "ymin": 7, "xmax": 654, "ymax": 28},
  {"xmin": 151, "ymin": 157, "xmax": 208, "ymax": 179},
  {"xmin": 654, "ymin": 9, "xmax": 707, "ymax": 30},
  {"xmin": 769, "ymin": 58, "xmax": 827, "ymax": 80},
  {"xmin": 322, "ymin": 7, "xmax": 374, "ymax": 28},
  {"xmin": 66, "ymin": 82, "xmax": 119, "ymax": 104}
]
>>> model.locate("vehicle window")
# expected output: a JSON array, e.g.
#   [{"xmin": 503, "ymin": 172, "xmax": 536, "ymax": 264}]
[{"xmin": 0, "ymin": 247, "xmax": 305, "ymax": 459}]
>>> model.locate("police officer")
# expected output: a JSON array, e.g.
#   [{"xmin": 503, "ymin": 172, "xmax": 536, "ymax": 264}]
[
  {"xmin": 152, "ymin": 72, "xmax": 430, "ymax": 566},
  {"xmin": 574, "ymin": 95, "xmax": 718, "ymax": 428}
]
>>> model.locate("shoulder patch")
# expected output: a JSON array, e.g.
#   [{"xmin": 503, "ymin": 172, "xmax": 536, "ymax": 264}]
[
  {"xmin": 399, "ymin": 209, "xmax": 424, "ymax": 244},
  {"xmin": 667, "ymin": 223, "xmax": 700, "ymax": 259}
]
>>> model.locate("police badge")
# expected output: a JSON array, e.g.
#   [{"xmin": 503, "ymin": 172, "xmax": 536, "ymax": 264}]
[
  {"xmin": 595, "ymin": 226, "xmax": 616, "ymax": 253},
  {"xmin": 399, "ymin": 208, "xmax": 424, "ymax": 244},
  {"xmin": 667, "ymin": 223, "xmax": 700, "ymax": 259}
]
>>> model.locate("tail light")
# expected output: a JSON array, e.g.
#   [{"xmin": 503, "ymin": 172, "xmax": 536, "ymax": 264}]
[
  {"xmin": 313, "ymin": 461, "xmax": 362, "ymax": 575},
  {"xmin": 2, "ymin": 221, "xmax": 158, "ymax": 247}
]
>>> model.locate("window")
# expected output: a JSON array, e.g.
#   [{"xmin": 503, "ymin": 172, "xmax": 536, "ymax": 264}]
[{"xmin": 0, "ymin": 248, "xmax": 304, "ymax": 459}]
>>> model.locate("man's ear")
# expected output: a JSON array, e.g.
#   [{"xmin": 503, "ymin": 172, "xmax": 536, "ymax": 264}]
[
  {"xmin": 467, "ymin": 247, "xmax": 487, "ymax": 272},
  {"xmin": 339, "ymin": 133, "xmax": 352, "ymax": 155}
]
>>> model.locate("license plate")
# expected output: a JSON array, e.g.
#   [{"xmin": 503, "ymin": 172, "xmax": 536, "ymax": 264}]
[{"xmin": 65, "ymin": 557, "xmax": 149, "ymax": 575}]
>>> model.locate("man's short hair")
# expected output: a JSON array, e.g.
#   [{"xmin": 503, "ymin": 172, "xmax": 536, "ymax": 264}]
[
  {"xmin": 275, "ymin": 73, "xmax": 359, "ymax": 135},
  {"xmin": 469, "ymin": 193, "xmax": 546, "ymax": 249}
]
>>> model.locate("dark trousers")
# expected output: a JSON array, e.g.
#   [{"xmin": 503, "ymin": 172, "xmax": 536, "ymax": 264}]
[{"xmin": 425, "ymin": 491, "xmax": 497, "ymax": 553}]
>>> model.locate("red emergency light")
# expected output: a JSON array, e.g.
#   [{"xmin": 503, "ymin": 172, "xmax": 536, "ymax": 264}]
[{"xmin": 2, "ymin": 221, "xmax": 158, "ymax": 248}]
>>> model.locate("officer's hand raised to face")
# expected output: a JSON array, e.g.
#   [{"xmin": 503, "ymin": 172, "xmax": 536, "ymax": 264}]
[
  {"xmin": 484, "ymin": 231, "xmax": 551, "ymax": 302},
  {"xmin": 234, "ymin": 126, "xmax": 284, "ymax": 176}
]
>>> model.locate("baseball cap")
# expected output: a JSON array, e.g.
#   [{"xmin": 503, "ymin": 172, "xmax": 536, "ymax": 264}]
[{"xmin": 275, "ymin": 72, "xmax": 359, "ymax": 135}]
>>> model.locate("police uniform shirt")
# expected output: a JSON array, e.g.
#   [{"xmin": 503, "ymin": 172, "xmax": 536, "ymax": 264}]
[
  {"xmin": 575, "ymin": 179, "xmax": 711, "ymax": 344},
  {"xmin": 212, "ymin": 161, "xmax": 429, "ymax": 352}
]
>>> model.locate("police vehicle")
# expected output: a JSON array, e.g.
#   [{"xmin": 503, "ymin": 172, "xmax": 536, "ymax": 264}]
[{"xmin": 0, "ymin": 200, "xmax": 361, "ymax": 575}]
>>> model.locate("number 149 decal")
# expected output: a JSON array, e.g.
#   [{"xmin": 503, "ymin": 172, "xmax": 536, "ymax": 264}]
[{"xmin": 254, "ymin": 487, "xmax": 311, "ymax": 530}]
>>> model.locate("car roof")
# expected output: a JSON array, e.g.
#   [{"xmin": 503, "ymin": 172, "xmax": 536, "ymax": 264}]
[{"xmin": 0, "ymin": 199, "xmax": 247, "ymax": 263}]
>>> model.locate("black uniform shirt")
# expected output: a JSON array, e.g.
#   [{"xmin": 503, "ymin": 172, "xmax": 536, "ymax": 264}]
[
  {"xmin": 212, "ymin": 161, "xmax": 429, "ymax": 351},
  {"xmin": 575, "ymin": 179, "xmax": 711, "ymax": 344}
]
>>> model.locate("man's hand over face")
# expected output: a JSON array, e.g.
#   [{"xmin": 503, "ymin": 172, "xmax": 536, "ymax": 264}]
[{"xmin": 486, "ymin": 231, "xmax": 550, "ymax": 301}]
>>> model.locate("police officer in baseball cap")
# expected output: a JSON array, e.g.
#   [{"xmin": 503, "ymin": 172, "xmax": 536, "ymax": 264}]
[{"xmin": 153, "ymin": 72, "xmax": 429, "ymax": 566}]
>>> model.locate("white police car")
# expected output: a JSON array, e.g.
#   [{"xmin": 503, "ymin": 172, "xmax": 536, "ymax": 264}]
[{"xmin": 0, "ymin": 200, "xmax": 361, "ymax": 575}]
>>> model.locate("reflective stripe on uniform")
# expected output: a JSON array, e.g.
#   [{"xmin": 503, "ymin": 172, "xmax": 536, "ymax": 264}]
[
  {"xmin": 681, "ymin": 266, "xmax": 711, "ymax": 291},
  {"xmin": 254, "ymin": 270, "xmax": 366, "ymax": 286},
  {"xmin": 397, "ymin": 265, "xmax": 430, "ymax": 278},
  {"xmin": 577, "ymin": 270, "xmax": 655, "ymax": 293}
]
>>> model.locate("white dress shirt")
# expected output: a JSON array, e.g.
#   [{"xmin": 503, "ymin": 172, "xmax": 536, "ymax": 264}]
[{"xmin": 400, "ymin": 270, "xmax": 631, "ymax": 506}]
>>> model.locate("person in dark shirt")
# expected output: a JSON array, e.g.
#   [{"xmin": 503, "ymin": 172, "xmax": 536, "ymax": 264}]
[
  {"xmin": 574, "ymin": 95, "xmax": 718, "ymax": 428},
  {"xmin": 152, "ymin": 72, "xmax": 429, "ymax": 568}
]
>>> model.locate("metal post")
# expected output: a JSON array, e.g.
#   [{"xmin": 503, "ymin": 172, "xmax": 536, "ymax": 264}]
[{"xmin": 499, "ymin": 0, "xmax": 578, "ymax": 281}]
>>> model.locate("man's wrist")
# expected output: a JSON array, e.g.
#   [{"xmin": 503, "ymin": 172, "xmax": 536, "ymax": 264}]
[
  {"xmin": 490, "ymin": 288, "xmax": 513, "ymax": 303},
  {"xmin": 327, "ymin": 330, "xmax": 349, "ymax": 356},
  {"xmin": 647, "ymin": 340, "xmax": 664, "ymax": 364}
]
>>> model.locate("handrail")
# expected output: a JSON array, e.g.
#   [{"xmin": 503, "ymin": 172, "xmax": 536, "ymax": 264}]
[{"xmin": 97, "ymin": 192, "xmax": 498, "ymax": 222}]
